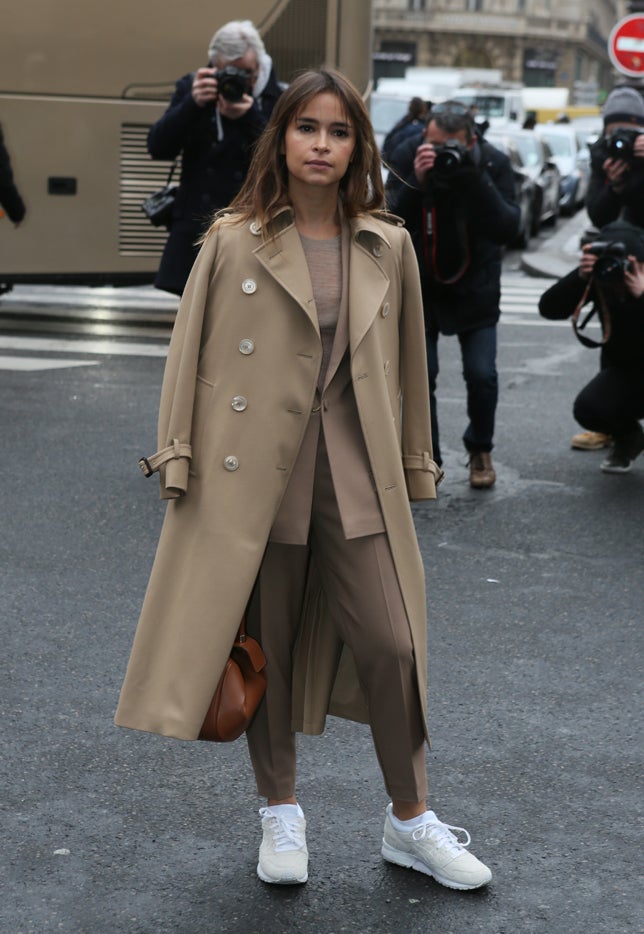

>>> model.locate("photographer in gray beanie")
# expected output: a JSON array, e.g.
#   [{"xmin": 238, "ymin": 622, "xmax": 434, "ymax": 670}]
[{"xmin": 586, "ymin": 85, "xmax": 644, "ymax": 230}]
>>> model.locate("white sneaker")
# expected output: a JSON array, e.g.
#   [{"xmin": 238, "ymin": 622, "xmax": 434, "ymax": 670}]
[
  {"xmin": 381, "ymin": 803, "xmax": 492, "ymax": 890},
  {"xmin": 257, "ymin": 805, "xmax": 308, "ymax": 884}
]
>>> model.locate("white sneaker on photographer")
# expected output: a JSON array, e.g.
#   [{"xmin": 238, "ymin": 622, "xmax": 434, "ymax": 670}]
[
  {"xmin": 381, "ymin": 803, "xmax": 492, "ymax": 890},
  {"xmin": 257, "ymin": 804, "xmax": 308, "ymax": 884}
]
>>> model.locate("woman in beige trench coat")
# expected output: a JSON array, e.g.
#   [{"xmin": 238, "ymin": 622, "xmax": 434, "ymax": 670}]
[{"xmin": 115, "ymin": 68, "xmax": 491, "ymax": 891}]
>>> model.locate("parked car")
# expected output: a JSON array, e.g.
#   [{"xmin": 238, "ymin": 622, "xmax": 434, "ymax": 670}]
[
  {"xmin": 486, "ymin": 127, "xmax": 560, "ymax": 236},
  {"xmin": 535, "ymin": 123, "xmax": 591, "ymax": 215},
  {"xmin": 482, "ymin": 132, "xmax": 535, "ymax": 248}
]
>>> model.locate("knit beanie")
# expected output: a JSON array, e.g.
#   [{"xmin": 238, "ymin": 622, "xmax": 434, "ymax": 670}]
[
  {"xmin": 602, "ymin": 86, "xmax": 644, "ymax": 127},
  {"xmin": 598, "ymin": 220, "xmax": 644, "ymax": 260}
]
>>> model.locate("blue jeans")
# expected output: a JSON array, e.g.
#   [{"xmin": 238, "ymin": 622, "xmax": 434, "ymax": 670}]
[{"xmin": 426, "ymin": 324, "xmax": 498, "ymax": 466}]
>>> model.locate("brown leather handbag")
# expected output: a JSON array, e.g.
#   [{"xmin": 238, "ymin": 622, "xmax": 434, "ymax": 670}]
[{"xmin": 198, "ymin": 617, "xmax": 267, "ymax": 742}]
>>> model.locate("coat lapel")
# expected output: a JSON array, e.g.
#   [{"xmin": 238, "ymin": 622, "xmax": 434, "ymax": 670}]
[
  {"xmin": 253, "ymin": 221, "xmax": 320, "ymax": 337},
  {"xmin": 347, "ymin": 217, "xmax": 391, "ymax": 353}
]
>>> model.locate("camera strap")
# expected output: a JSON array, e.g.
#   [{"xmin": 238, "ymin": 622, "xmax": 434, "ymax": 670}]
[
  {"xmin": 571, "ymin": 277, "xmax": 612, "ymax": 348},
  {"xmin": 422, "ymin": 205, "xmax": 470, "ymax": 284}
]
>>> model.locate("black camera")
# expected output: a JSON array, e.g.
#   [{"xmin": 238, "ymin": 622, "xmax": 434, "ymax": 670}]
[
  {"xmin": 432, "ymin": 139, "xmax": 470, "ymax": 178},
  {"xmin": 606, "ymin": 126, "xmax": 643, "ymax": 162},
  {"xmin": 214, "ymin": 65, "xmax": 253, "ymax": 103},
  {"xmin": 587, "ymin": 240, "xmax": 633, "ymax": 279}
]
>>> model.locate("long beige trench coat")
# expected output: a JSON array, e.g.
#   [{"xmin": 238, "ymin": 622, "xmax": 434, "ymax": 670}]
[{"xmin": 115, "ymin": 207, "xmax": 443, "ymax": 741}]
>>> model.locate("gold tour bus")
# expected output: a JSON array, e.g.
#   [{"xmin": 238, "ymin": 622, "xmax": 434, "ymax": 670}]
[{"xmin": 0, "ymin": 0, "xmax": 372, "ymax": 290}]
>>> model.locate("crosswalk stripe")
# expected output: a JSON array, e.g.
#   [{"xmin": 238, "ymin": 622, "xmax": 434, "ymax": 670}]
[
  {"xmin": 0, "ymin": 273, "xmax": 588, "ymax": 362},
  {"xmin": 500, "ymin": 274, "xmax": 574, "ymax": 326},
  {"xmin": 0, "ymin": 335, "xmax": 168, "ymax": 358},
  {"xmin": 0, "ymin": 355, "xmax": 99, "ymax": 371}
]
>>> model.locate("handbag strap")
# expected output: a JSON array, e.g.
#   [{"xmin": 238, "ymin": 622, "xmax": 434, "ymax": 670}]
[{"xmin": 164, "ymin": 159, "xmax": 179, "ymax": 185}]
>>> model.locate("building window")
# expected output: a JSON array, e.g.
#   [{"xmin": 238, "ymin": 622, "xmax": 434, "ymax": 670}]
[
  {"xmin": 466, "ymin": 0, "xmax": 484, "ymax": 11},
  {"xmin": 408, "ymin": 0, "xmax": 426, "ymax": 10}
]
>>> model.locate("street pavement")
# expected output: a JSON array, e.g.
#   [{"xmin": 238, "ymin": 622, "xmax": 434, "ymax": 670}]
[{"xmin": 1, "ymin": 212, "xmax": 642, "ymax": 933}]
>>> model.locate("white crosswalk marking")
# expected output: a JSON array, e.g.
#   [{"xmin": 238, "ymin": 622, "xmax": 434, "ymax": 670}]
[
  {"xmin": 0, "ymin": 272, "xmax": 583, "ymax": 370},
  {"xmin": 0, "ymin": 355, "xmax": 99, "ymax": 371},
  {"xmin": 500, "ymin": 273, "xmax": 569, "ymax": 328},
  {"xmin": 0, "ymin": 335, "xmax": 168, "ymax": 360}
]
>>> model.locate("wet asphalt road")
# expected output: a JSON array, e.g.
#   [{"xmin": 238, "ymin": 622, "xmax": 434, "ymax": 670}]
[{"xmin": 1, "ymin": 216, "xmax": 642, "ymax": 933}]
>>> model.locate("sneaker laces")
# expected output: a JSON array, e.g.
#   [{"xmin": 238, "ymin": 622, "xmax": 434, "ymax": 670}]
[
  {"xmin": 412, "ymin": 811, "xmax": 471, "ymax": 857},
  {"xmin": 259, "ymin": 808, "xmax": 305, "ymax": 852}
]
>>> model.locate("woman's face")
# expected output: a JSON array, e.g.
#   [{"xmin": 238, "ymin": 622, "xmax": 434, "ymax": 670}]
[{"xmin": 283, "ymin": 92, "xmax": 355, "ymax": 192}]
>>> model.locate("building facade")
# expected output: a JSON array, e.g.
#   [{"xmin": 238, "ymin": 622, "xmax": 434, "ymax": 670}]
[{"xmin": 373, "ymin": 0, "xmax": 629, "ymax": 102}]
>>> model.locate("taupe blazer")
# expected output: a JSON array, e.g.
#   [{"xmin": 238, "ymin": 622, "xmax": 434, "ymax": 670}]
[{"xmin": 270, "ymin": 219, "xmax": 384, "ymax": 543}]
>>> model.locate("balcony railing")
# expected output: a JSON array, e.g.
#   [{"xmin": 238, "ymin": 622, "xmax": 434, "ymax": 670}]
[{"xmin": 373, "ymin": 9, "xmax": 590, "ymax": 43}]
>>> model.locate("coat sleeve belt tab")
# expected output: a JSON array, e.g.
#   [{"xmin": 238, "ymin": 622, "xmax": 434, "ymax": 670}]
[
  {"xmin": 403, "ymin": 452, "xmax": 445, "ymax": 484},
  {"xmin": 138, "ymin": 440, "xmax": 192, "ymax": 477}
]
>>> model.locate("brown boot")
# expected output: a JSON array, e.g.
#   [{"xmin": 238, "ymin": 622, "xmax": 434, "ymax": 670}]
[{"xmin": 469, "ymin": 452, "xmax": 496, "ymax": 489}]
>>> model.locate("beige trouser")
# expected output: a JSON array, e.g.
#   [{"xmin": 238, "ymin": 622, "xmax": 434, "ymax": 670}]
[{"xmin": 245, "ymin": 431, "xmax": 428, "ymax": 803}]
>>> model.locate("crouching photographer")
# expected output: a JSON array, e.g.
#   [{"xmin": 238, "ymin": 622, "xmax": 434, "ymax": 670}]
[
  {"xmin": 586, "ymin": 86, "xmax": 644, "ymax": 230},
  {"xmin": 539, "ymin": 220, "xmax": 644, "ymax": 474},
  {"xmin": 386, "ymin": 101, "xmax": 519, "ymax": 487}
]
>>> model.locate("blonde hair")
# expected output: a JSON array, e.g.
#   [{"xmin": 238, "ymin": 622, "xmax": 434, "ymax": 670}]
[{"xmin": 213, "ymin": 67, "xmax": 385, "ymax": 238}]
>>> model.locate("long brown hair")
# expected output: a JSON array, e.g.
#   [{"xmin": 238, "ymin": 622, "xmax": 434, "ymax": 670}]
[{"xmin": 214, "ymin": 67, "xmax": 385, "ymax": 236}]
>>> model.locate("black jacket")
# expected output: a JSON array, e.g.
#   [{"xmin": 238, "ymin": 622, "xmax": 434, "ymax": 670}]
[
  {"xmin": 0, "ymin": 124, "xmax": 25, "ymax": 224},
  {"xmin": 387, "ymin": 133, "xmax": 519, "ymax": 335},
  {"xmin": 539, "ymin": 268, "xmax": 644, "ymax": 370},
  {"xmin": 148, "ymin": 68, "xmax": 282, "ymax": 295},
  {"xmin": 585, "ymin": 135, "xmax": 644, "ymax": 230}
]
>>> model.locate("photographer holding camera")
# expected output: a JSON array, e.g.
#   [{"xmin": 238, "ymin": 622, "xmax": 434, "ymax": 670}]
[
  {"xmin": 148, "ymin": 20, "xmax": 282, "ymax": 295},
  {"xmin": 586, "ymin": 86, "xmax": 644, "ymax": 230},
  {"xmin": 387, "ymin": 102, "xmax": 520, "ymax": 488},
  {"xmin": 539, "ymin": 219, "xmax": 644, "ymax": 473}
]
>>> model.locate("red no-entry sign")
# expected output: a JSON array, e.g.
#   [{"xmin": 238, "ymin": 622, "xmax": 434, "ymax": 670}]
[{"xmin": 609, "ymin": 14, "xmax": 644, "ymax": 77}]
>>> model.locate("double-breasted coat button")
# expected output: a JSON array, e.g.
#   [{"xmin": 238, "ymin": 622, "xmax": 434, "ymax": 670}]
[
  {"xmin": 223, "ymin": 455, "xmax": 239, "ymax": 471},
  {"xmin": 372, "ymin": 244, "xmax": 383, "ymax": 257},
  {"xmin": 381, "ymin": 302, "xmax": 390, "ymax": 318},
  {"xmin": 242, "ymin": 278, "xmax": 257, "ymax": 294},
  {"xmin": 231, "ymin": 395, "xmax": 248, "ymax": 411},
  {"xmin": 239, "ymin": 338, "xmax": 255, "ymax": 355},
  {"xmin": 249, "ymin": 221, "xmax": 261, "ymax": 236}
]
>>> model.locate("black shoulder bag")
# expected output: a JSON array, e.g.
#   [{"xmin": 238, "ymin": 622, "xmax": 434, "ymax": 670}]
[{"xmin": 141, "ymin": 160, "xmax": 179, "ymax": 229}]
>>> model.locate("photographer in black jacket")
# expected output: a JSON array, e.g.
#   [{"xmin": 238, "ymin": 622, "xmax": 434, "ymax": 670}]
[
  {"xmin": 148, "ymin": 20, "xmax": 282, "ymax": 295},
  {"xmin": 539, "ymin": 220, "xmax": 644, "ymax": 474},
  {"xmin": 586, "ymin": 86, "xmax": 644, "ymax": 231},
  {"xmin": 387, "ymin": 102, "xmax": 519, "ymax": 488}
]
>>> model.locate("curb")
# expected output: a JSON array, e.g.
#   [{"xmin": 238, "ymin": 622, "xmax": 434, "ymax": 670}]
[{"xmin": 519, "ymin": 209, "xmax": 593, "ymax": 279}]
